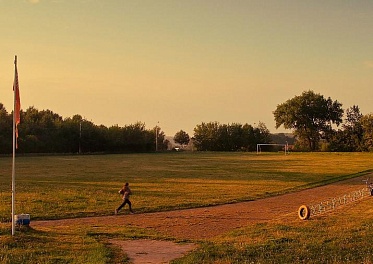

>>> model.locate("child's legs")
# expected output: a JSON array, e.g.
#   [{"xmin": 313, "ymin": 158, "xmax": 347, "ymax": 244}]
[
  {"xmin": 117, "ymin": 201, "xmax": 126, "ymax": 211},
  {"xmin": 124, "ymin": 199, "xmax": 133, "ymax": 212}
]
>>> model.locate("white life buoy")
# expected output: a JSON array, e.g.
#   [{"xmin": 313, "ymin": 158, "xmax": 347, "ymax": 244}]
[{"xmin": 298, "ymin": 205, "xmax": 310, "ymax": 220}]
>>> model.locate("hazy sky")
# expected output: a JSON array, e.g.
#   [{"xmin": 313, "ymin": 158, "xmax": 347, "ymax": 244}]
[{"xmin": 1, "ymin": 0, "xmax": 372, "ymax": 136}]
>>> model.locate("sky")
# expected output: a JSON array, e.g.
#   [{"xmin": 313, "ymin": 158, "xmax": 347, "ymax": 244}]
[{"xmin": 0, "ymin": 0, "xmax": 372, "ymax": 136}]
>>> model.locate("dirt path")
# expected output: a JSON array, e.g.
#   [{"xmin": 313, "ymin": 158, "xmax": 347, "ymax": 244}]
[{"xmin": 32, "ymin": 175, "xmax": 371, "ymax": 263}]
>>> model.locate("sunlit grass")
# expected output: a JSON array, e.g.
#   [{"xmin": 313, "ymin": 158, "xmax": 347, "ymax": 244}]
[
  {"xmin": 1, "ymin": 152, "xmax": 372, "ymax": 220},
  {"xmin": 175, "ymin": 198, "xmax": 373, "ymax": 263},
  {"xmin": 0, "ymin": 223, "xmax": 112, "ymax": 264},
  {"xmin": 0, "ymin": 152, "xmax": 372, "ymax": 263}
]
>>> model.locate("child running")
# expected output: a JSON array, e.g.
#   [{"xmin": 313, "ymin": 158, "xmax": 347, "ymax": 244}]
[{"xmin": 115, "ymin": 182, "xmax": 134, "ymax": 215}]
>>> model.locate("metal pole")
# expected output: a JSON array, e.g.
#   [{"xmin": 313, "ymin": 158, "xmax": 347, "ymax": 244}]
[
  {"xmin": 11, "ymin": 56, "xmax": 17, "ymax": 236},
  {"xmin": 285, "ymin": 141, "xmax": 288, "ymax": 155},
  {"xmin": 155, "ymin": 122, "xmax": 158, "ymax": 152},
  {"xmin": 79, "ymin": 121, "xmax": 82, "ymax": 154},
  {"xmin": 12, "ymin": 117, "xmax": 15, "ymax": 235}
]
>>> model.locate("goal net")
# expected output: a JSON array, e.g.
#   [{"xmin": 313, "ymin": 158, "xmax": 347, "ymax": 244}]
[{"xmin": 256, "ymin": 143, "xmax": 289, "ymax": 154}]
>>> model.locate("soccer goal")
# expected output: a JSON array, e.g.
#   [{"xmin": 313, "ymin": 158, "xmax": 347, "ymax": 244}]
[{"xmin": 256, "ymin": 143, "xmax": 289, "ymax": 155}]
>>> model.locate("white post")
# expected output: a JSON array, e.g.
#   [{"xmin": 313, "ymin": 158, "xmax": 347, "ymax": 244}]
[
  {"xmin": 155, "ymin": 121, "xmax": 159, "ymax": 152},
  {"xmin": 12, "ymin": 110, "xmax": 16, "ymax": 235},
  {"xmin": 79, "ymin": 121, "xmax": 82, "ymax": 154},
  {"xmin": 11, "ymin": 56, "xmax": 17, "ymax": 236},
  {"xmin": 285, "ymin": 141, "xmax": 288, "ymax": 155}
]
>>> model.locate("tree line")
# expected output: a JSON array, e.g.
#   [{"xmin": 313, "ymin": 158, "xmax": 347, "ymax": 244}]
[
  {"xmin": 1, "ymin": 90, "xmax": 372, "ymax": 154},
  {"xmin": 0, "ymin": 104, "xmax": 167, "ymax": 154},
  {"xmin": 173, "ymin": 90, "xmax": 373, "ymax": 152},
  {"xmin": 0, "ymin": 102, "xmax": 282, "ymax": 154}
]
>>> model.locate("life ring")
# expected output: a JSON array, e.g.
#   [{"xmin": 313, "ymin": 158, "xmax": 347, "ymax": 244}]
[{"xmin": 298, "ymin": 205, "xmax": 310, "ymax": 220}]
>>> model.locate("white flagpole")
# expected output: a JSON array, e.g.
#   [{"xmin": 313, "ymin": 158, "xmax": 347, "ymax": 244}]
[{"xmin": 11, "ymin": 55, "xmax": 17, "ymax": 236}]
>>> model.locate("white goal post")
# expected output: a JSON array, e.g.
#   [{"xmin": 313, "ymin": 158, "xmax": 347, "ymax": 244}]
[{"xmin": 256, "ymin": 143, "xmax": 289, "ymax": 155}]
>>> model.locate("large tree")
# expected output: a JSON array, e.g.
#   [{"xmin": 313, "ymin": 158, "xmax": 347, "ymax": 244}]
[
  {"xmin": 174, "ymin": 130, "xmax": 190, "ymax": 147},
  {"xmin": 273, "ymin": 90, "xmax": 343, "ymax": 151},
  {"xmin": 193, "ymin": 122, "xmax": 219, "ymax": 151}
]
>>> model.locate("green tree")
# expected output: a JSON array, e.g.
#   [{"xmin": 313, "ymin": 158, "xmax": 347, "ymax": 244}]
[
  {"xmin": 329, "ymin": 105, "xmax": 364, "ymax": 152},
  {"xmin": 193, "ymin": 122, "xmax": 271, "ymax": 151},
  {"xmin": 241, "ymin": 123, "xmax": 255, "ymax": 151},
  {"xmin": 216, "ymin": 124, "xmax": 231, "ymax": 150},
  {"xmin": 344, "ymin": 105, "xmax": 364, "ymax": 151},
  {"xmin": 0, "ymin": 102, "xmax": 168, "ymax": 154},
  {"xmin": 193, "ymin": 122, "xmax": 219, "ymax": 151},
  {"xmin": 361, "ymin": 114, "xmax": 373, "ymax": 151},
  {"xmin": 0, "ymin": 103, "xmax": 12, "ymax": 153},
  {"xmin": 273, "ymin": 90, "xmax": 343, "ymax": 151},
  {"xmin": 174, "ymin": 130, "xmax": 190, "ymax": 147},
  {"xmin": 106, "ymin": 125, "xmax": 123, "ymax": 152},
  {"xmin": 255, "ymin": 122, "xmax": 272, "ymax": 145},
  {"xmin": 20, "ymin": 107, "xmax": 64, "ymax": 153},
  {"xmin": 228, "ymin": 123, "xmax": 244, "ymax": 150}
]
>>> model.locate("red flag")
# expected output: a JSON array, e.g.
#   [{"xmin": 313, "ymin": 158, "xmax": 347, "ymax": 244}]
[{"xmin": 13, "ymin": 56, "xmax": 21, "ymax": 148}]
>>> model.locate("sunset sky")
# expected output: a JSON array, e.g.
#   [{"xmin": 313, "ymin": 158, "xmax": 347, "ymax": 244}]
[{"xmin": 0, "ymin": 0, "xmax": 372, "ymax": 136}]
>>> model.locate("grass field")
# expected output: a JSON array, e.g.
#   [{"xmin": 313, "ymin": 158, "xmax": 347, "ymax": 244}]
[{"xmin": 0, "ymin": 152, "xmax": 373, "ymax": 263}]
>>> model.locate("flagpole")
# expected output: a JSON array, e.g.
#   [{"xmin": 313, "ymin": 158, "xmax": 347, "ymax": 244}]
[{"xmin": 11, "ymin": 55, "xmax": 17, "ymax": 236}]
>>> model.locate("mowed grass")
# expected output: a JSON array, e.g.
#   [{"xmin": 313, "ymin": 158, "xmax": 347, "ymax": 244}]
[
  {"xmin": 1, "ymin": 152, "xmax": 372, "ymax": 220},
  {"xmin": 176, "ymin": 197, "xmax": 373, "ymax": 264},
  {"xmin": 0, "ymin": 152, "xmax": 372, "ymax": 263}
]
